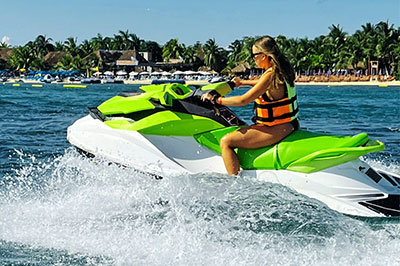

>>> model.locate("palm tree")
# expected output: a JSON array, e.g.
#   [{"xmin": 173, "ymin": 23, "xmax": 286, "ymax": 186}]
[
  {"xmin": 55, "ymin": 54, "xmax": 86, "ymax": 72},
  {"xmin": 84, "ymin": 53, "xmax": 100, "ymax": 69},
  {"xmin": 275, "ymin": 35, "xmax": 291, "ymax": 58},
  {"xmin": 70, "ymin": 55, "xmax": 86, "ymax": 72},
  {"xmin": 33, "ymin": 35, "xmax": 54, "ymax": 57},
  {"xmin": 112, "ymin": 34, "xmax": 124, "ymax": 50},
  {"xmin": 117, "ymin": 30, "xmax": 132, "ymax": 50},
  {"xmin": 338, "ymin": 34, "xmax": 363, "ymax": 70},
  {"xmin": 193, "ymin": 41, "xmax": 204, "ymax": 62},
  {"xmin": 79, "ymin": 39, "xmax": 94, "ymax": 58},
  {"xmin": 375, "ymin": 21, "xmax": 397, "ymax": 74},
  {"xmin": 235, "ymin": 36, "xmax": 256, "ymax": 65},
  {"xmin": 55, "ymin": 54, "xmax": 74, "ymax": 70},
  {"xmin": 140, "ymin": 40, "xmax": 163, "ymax": 62},
  {"xmin": 203, "ymin": 38, "xmax": 226, "ymax": 72},
  {"xmin": 326, "ymin": 24, "xmax": 348, "ymax": 68},
  {"xmin": 0, "ymin": 42, "xmax": 11, "ymax": 48},
  {"xmin": 64, "ymin": 37, "xmax": 78, "ymax": 56},
  {"xmin": 129, "ymin": 33, "xmax": 142, "ymax": 51},
  {"xmin": 182, "ymin": 46, "xmax": 197, "ymax": 64},
  {"xmin": 162, "ymin": 38, "xmax": 184, "ymax": 62},
  {"xmin": 103, "ymin": 37, "xmax": 113, "ymax": 50},
  {"xmin": 9, "ymin": 46, "xmax": 34, "ymax": 69},
  {"xmin": 91, "ymin": 33, "xmax": 105, "ymax": 50},
  {"xmin": 30, "ymin": 57, "xmax": 46, "ymax": 70},
  {"xmin": 54, "ymin": 41, "xmax": 65, "ymax": 51},
  {"xmin": 228, "ymin": 39, "xmax": 242, "ymax": 63}
]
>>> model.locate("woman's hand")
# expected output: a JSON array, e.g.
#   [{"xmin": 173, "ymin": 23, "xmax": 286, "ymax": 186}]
[
  {"xmin": 201, "ymin": 92, "xmax": 217, "ymax": 104},
  {"xmin": 232, "ymin": 77, "xmax": 242, "ymax": 87}
]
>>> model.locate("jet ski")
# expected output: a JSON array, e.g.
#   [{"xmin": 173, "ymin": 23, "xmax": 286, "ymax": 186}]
[{"xmin": 67, "ymin": 81, "xmax": 400, "ymax": 217}]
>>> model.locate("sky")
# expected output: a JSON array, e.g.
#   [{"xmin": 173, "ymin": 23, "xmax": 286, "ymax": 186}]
[{"xmin": 1, "ymin": 0, "xmax": 399, "ymax": 48}]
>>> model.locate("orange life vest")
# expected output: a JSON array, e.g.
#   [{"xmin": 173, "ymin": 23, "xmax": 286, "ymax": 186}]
[{"xmin": 253, "ymin": 71, "xmax": 299, "ymax": 126}]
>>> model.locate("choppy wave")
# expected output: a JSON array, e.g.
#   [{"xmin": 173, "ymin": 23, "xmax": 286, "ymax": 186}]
[
  {"xmin": 1, "ymin": 150, "xmax": 400, "ymax": 265},
  {"xmin": 387, "ymin": 127, "xmax": 400, "ymax": 132}
]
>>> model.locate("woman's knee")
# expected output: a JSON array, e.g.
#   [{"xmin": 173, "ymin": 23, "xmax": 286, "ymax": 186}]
[{"xmin": 220, "ymin": 135, "xmax": 233, "ymax": 149}]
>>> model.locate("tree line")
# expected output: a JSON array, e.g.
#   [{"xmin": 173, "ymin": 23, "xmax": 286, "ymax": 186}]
[{"xmin": 0, "ymin": 21, "xmax": 399, "ymax": 78}]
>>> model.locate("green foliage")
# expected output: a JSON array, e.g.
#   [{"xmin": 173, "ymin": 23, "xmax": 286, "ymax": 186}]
[
  {"xmin": 55, "ymin": 54, "xmax": 86, "ymax": 72},
  {"xmin": 0, "ymin": 42, "xmax": 11, "ymax": 48},
  {"xmin": 203, "ymin": 38, "xmax": 227, "ymax": 72},
  {"xmin": 3, "ymin": 22, "xmax": 399, "ymax": 77},
  {"xmin": 140, "ymin": 41, "xmax": 163, "ymax": 62},
  {"xmin": 9, "ymin": 46, "xmax": 34, "ymax": 69},
  {"xmin": 162, "ymin": 38, "xmax": 185, "ymax": 62},
  {"xmin": 394, "ymin": 62, "xmax": 400, "ymax": 80}
]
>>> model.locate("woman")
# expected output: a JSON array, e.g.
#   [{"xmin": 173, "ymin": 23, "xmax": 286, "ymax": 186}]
[{"xmin": 201, "ymin": 35, "xmax": 299, "ymax": 175}]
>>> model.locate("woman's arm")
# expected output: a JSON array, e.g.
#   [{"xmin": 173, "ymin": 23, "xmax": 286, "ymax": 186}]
[
  {"xmin": 232, "ymin": 77, "xmax": 259, "ymax": 87},
  {"xmin": 217, "ymin": 73, "xmax": 272, "ymax": 106}
]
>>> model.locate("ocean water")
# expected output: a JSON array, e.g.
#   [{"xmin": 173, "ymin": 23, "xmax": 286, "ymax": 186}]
[{"xmin": 0, "ymin": 83, "xmax": 399, "ymax": 265}]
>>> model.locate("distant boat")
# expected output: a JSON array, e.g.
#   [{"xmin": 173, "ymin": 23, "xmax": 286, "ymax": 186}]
[
  {"xmin": 104, "ymin": 77, "xmax": 124, "ymax": 84},
  {"xmin": 209, "ymin": 76, "xmax": 225, "ymax": 83},
  {"xmin": 43, "ymin": 74, "xmax": 54, "ymax": 83},
  {"xmin": 81, "ymin": 77, "xmax": 101, "ymax": 84}
]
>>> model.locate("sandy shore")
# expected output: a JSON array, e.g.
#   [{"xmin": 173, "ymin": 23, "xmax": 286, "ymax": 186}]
[
  {"xmin": 4, "ymin": 78, "xmax": 400, "ymax": 87},
  {"xmin": 296, "ymin": 80, "xmax": 400, "ymax": 86}
]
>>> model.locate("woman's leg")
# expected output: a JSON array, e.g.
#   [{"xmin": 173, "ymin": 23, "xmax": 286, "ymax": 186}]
[{"xmin": 219, "ymin": 123, "xmax": 294, "ymax": 175}]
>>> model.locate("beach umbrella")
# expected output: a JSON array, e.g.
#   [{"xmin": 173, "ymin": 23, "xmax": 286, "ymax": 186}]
[
  {"xmin": 184, "ymin": 70, "xmax": 197, "ymax": 75},
  {"xmin": 198, "ymin": 71, "xmax": 210, "ymax": 75},
  {"xmin": 93, "ymin": 71, "xmax": 102, "ymax": 76},
  {"xmin": 129, "ymin": 71, "xmax": 138, "ymax": 76},
  {"xmin": 172, "ymin": 71, "xmax": 184, "ymax": 75},
  {"xmin": 139, "ymin": 72, "xmax": 149, "ymax": 75},
  {"xmin": 116, "ymin": 70, "xmax": 127, "ymax": 75},
  {"xmin": 104, "ymin": 71, "xmax": 114, "ymax": 75},
  {"xmin": 161, "ymin": 71, "xmax": 171, "ymax": 75}
]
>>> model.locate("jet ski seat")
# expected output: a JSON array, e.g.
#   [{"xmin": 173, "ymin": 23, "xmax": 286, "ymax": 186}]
[{"xmin": 194, "ymin": 128, "xmax": 384, "ymax": 173}]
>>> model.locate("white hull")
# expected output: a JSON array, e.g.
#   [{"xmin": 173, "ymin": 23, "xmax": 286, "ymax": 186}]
[{"xmin": 68, "ymin": 115, "xmax": 400, "ymax": 217}]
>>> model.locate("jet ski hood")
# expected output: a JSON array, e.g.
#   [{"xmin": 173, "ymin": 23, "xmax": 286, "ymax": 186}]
[{"xmin": 86, "ymin": 82, "xmax": 384, "ymax": 173}]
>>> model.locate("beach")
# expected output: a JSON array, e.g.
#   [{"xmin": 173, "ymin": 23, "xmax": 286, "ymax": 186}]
[
  {"xmin": 296, "ymin": 80, "xmax": 400, "ymax": 86},
  {"xmin": 4, "ymin": 78, "xmax": 400, "ymax": 87}
]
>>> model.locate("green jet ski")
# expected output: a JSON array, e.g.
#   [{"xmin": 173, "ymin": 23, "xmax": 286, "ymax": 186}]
[{"xmin": 67, "ymin": 81, "xmax": 400, "ymax": 217}]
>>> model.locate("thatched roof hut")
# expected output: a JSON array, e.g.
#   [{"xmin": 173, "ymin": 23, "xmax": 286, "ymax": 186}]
[
  {"xmin": 43, "ymin": 51, "xmax": 69, "ymax": 67},
  {"xmin": 0, "ymin": 48, "xmax": 13, "ymax": 69},
  {"xmin": 232, "ymin": 62, "xmax": 250, "ymax": 74},
  {"xmin": 93, "ymin": 50, "xmax": 148, "ymax": 69},
  {"xmin": 0, "ymin": 48, "xmax": 13, "ymax": 61}
]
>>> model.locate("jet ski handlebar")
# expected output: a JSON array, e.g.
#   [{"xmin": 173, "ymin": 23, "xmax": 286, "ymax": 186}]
[{"xmin": 192, "ymin": 81, "xmax": 235, "ymax": 105}]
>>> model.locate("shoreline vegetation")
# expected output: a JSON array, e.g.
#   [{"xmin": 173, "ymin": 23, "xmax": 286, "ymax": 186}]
[
  {"xmin": 3, "ymin": 77, "xmax": 400, "ymax": 87},
  {"xmin": 0, "ymin": 21, "xmax": 399, "ymax": 86}
]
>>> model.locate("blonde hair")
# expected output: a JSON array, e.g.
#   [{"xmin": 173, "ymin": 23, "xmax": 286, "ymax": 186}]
[{"xmin": 253, "ymin": 36, "xmax": 295, "ymax": 88}]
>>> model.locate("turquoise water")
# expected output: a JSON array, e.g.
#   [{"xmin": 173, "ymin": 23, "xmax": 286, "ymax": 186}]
[{"xmin": 0, "ymin": 83, "xmax": 399, "ymax": 265}]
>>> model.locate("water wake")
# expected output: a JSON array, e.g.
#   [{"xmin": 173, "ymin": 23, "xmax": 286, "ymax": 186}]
[{"xmin": 1, "ymin": 150, "xmax": 400, "ymax": 265}]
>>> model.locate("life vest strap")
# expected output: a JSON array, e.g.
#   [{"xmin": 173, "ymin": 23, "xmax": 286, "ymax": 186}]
[
  {"xmin": 255, "ymin": 107, "xmax": 299, "ymax": 123},
  {"xmin": 254, "ymin": 95, "xmax": 297, "ymax": 109}
]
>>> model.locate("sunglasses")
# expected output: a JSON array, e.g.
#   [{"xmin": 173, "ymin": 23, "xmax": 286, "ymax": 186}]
[{"xmin": 251, "ymin": 51, "xmax": 264, "ymax": 59}]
